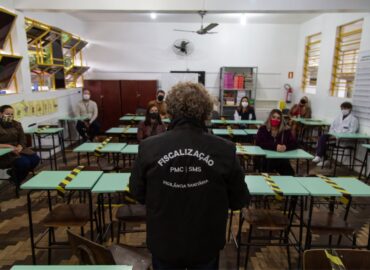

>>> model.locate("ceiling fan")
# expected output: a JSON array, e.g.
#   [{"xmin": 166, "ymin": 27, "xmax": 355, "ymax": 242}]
[{"xmin": 174, "ymin": 10, "xmax": 218, "ymax": 35}]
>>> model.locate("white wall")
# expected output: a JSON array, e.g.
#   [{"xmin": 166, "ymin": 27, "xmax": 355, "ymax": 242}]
[
  {"xmin": 293, "ymin": 13, "xmax": 370, "ymax": 132},
  {"xmin": 84, "ymin": 21, "xmax": 300, "ymax": 118}
]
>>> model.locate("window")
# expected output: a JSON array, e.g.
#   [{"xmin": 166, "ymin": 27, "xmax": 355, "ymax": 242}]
[
  {"xmin": 330, "ymin": 19, "xmax": 363, "ymax": 98},
  {"xmin": 302, "ymin": 33, "xmax": 321, "ymax": 94}
]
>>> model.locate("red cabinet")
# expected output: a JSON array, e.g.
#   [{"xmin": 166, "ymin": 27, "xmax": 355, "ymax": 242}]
[{"xmin": 84, "ymin": 80, "xmax": 157, "ymax": 131}]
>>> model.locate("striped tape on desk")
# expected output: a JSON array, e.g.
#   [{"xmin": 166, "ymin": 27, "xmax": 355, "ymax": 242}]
[
  {"xmin": 236, "ymin": 143, "xmax": 249, "ymax": 160},
  {"xmin": 221, "ymin": 117, "xmax": 227, "ymax": 125},
  {"xmin": 324, "ymin": 249, "xmax": 346, "ymax": 270},
  {"xmin": 36, "ymin": 125, "xmax": 50, "ymax": 133},
  {"xmin": 227, "ymin": 125, "xmax": 234, "ymax": 137},
  {"xmin": 94, "ymin": 137, "xmax": 113, "ymax": 157},
  {"xmin": 317, "ymin": 174, "xmax": 351, "ymax": 205},
  {"xmin": 123, "ymin": 125, "xmax": 132, "ymax": 133},
  {"xmin": 56, "ymin": 166, "xmax": 84, "ymax": 197},
  {"xmin": 261, "ymin": 173, "xmax": 284, "ymax": 201}
]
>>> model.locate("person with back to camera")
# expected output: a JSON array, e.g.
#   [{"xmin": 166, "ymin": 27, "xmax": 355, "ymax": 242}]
[
  {"xmin": 256, "ymin": 108, "xmax": 297, "ymax": 175},
  {"xmin": 312, "ymin": 101, "xmax": 359, "ymax": 167},
  {"xmin": 130, "ymin": 82, "xmax": 250, "ymax": 270},
  {"xmin": 234, "ymin": 96, "xmax": 256, "ymax": 121},
  {"xmin": 148, "ymin": 89, "xmax": 167, "ymax": 119},
  {"xmin": 137, "ymin": 104, "xmax": 166, "ymax": 142},
  {"xmin": 0, "ymin": 105, "xmax": 40, "ymax": 188}
]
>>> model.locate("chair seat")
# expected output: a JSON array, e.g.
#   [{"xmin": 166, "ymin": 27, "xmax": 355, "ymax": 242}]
[
  {"xmin": 109, "ymin": 244, "xmax": 151, "ymax": 269},
  {"xmin": 307, "ymin": 212, "xmax": 355, "ymax": 235},
  {"xmin": 116, "ymin": 204, "xmax": 146, "ymax": 222},
  {"xmin": 242, "ymin": 208, "xmax": 290, "ymax": 231},
  {"xmin": 42, "ymin": 204, "xmax": 92, "ymax": 227}
]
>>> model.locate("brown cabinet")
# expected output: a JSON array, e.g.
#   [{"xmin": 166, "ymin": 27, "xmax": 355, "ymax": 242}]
[{"xmin": 84, "ymin": 80, "xmax": 157, "ymax": 131}]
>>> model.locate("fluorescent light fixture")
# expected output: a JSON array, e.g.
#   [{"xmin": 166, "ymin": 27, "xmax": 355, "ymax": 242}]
[
  {"xmin": 150, "ymin": 12, "xmax": 157, "ymax": 19},
  {"xmin": 240, "ymin": 14, "xmax": 247, "ymax": 25}
]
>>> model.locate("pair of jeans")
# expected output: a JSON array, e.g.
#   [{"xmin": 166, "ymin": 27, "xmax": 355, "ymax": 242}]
[
  {"xmin": 152, "ymin": 256, "xmax": 219, "ymax": 270},
  {"xmin": 76, "ymin": 120, "xmax": 100, "ymax": 141},
  {"xmin": 12, "ymin": 154, "xmax": 40, "ymax": 186},
  {"xmin": 316, "ymin": 134, "xmax": 330, "ymax": 157}
]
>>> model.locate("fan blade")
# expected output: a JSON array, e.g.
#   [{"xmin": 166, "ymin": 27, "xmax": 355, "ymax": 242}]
[
  {"xmin": 203, "ymin": 23, "xmax": 218, "ymax": 32},
  {"xmin": 174, "ymin": 29, "xmax": 197, "ymax": 33}
]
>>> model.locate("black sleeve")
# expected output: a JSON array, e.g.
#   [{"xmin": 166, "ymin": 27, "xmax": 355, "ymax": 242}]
[
  {"xmin": 129, "ymin": 144, "xmax": 146, "ymax": 204},
  {"xmin": 226, "ymin": 147, "xmax": 250, "ymax": 210},
  {"xmin": 250, "ymin": 108, "xmax": 256, "ymax": 120}
]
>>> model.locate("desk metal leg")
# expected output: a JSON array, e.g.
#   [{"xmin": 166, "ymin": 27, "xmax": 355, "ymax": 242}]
[
  {"xmin": 59, "ymin": 131, "xmax": 67, "ymax": 164},
  {"xmin": 304, "ymin": 196, "xmax": 314, "ymax": 250},
  {"xmin": 88, "ymin": 192, "xmax": 94, "ymax": 240},
  {"xmin": 297, "ymin": 196, "xmax": 304, "ymax": 269},
  {"xmin": 359, "ymin": 150, "xmax": 369, "ymax": 180},
  {"xmin": 51, "ymin": 135, "xmax": 57, "ymax": 170},
  {"xmin": 27, "ymin": 192, "xmax": 36, "ymax": 265}
]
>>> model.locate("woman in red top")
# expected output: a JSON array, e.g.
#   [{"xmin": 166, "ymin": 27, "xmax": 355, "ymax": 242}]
[
  {"xmin": 256, "ymin": 109, "xmax": 297, "ymax": 175},
  {"xmin": 289, "ymin": 96, "xmax": 312, "ymax": 118},
  {"xmin": 137, "ymin": 104, "xmax": 167, "ymax": 142}
]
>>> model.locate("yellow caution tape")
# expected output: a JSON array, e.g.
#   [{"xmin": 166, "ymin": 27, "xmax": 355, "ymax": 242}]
[
  {"xmin": 36, "ymin": 125, "xmax": 50, "ymax": 133},
  {"xmin": 221, "ymin": 117, "xmax": 227, "ymax": 125},
  {"xmin": 236, "ymin": 143, "xmax": 249, "ymax": 160},
  {"xmin": 324, "ymin": 249, "xmax": 346, "ymax": 270},
  {"xmin": 317, "ymin": 175, "xmax": 351, "ymax": 205},
  {"xmin": 123, "ymin": 125, "xmax": 132, "ymax": 133},
  {"xmin": 56, "ymin": 166, "xmax": 84, "ymax": 197},
  {"xmin": 94, "ymin": 137, "xmax": 113, "ymax": 157},
  {"xmin": 226, "ymin": 125, "xmax": 234, "ymax": 137},
  {"xmin": 261, "ymin": 173, "xmax": 284, "ymax": 201}
]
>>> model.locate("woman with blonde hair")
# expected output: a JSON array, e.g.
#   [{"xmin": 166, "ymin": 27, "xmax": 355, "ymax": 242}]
[
  {"xmin": 289, "ymin": 96, "xmax": 311, "ymax": 118},
  {"xmin": 256, "ymin": 109, "xmax": 297, "ymax": 175}
]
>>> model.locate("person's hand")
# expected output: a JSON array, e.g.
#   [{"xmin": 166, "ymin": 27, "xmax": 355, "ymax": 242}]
[
  {"xmin": 276, "ymin": 144, "xmax": 287, "ymax": 152},
  {"xmin": 15, "ymin": 145, "xmax": 23, "ymax": 154}
]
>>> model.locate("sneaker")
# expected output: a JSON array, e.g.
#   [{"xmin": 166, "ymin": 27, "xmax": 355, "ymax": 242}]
[{"xmin": 312, "ymin": 156, "xmax": 321, "ymax": 163}]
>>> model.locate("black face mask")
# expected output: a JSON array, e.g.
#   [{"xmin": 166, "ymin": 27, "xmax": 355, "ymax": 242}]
[
  {"xmin": 157, "ymin": 95, "xmax": 164, "ymax": 102},
  {"xmin": 149, "ymin": 112, "xmax": 159, "ymax": 119}
]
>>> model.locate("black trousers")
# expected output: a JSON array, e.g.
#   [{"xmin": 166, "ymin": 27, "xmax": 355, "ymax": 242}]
[
  {"xmin": 76, "ymin": 120, "xmax": 100, "ymax": 141},
  {"xmin": 263, "ymin": 158, "xmax": 295, "ymax": 176}
]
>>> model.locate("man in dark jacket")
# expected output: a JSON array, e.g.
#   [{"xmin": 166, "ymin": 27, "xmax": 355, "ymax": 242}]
[{"xmin": 130, "ymin": 82, "xmax": 250, "ymax": 270}]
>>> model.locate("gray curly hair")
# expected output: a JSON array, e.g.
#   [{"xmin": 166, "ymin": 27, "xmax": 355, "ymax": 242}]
[{"xmin": 166, "ymin": 82, "xmax": 213, "ymax": 121}]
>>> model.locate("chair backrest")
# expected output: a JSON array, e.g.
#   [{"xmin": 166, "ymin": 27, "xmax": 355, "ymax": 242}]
[
  {"xmin": 67, "ymin": 230, "xmax": 116, "ymax": 265},
  {"xmin": 135, "ymin": 108, "xmax": 146, "ymax": 115},
  {"xmin": 303, "ymin": 249, "xmax": 370, "ymax": 270}
]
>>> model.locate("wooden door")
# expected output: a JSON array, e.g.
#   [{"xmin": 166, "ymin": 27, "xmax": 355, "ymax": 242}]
[
  {"xmin": 137, "ymin": 80, "xmax": 157, "ymax": 109},
  {"xmin": 100, "ymin": 80, "xmax": 121, "ymax": 131},
  {"xmin": 120, "ymin": 80, "xmax": 157, "ymax": 115}
]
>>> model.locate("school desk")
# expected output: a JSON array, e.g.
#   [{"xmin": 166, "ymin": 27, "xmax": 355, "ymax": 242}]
[
  {"xmin": 120, "ymin": 115, "xmax": 170, "ymax": 124},
  {"xmin": 359, "ymin": 144, "xmax": 370, "ymax": 181},
  {"xmin": 21, "ymin": 170, "xmax": 103, "ymax": 264},
  {"xmin": 211, "ymin": 119, "xmax": 264, "ymax": 127},
  {"xmin": 294, "ymin": 118, "xmax": 330, "ymax": 149},
  {"xmin": 58, "ymin": 115, "xmax": 88, "ymax": 144},
  {"xmin": 121, "ymin": 144, "xmax": 139, "ymax": 168},
  {"xmin": 0, "ymin": 147, "xmax": 13, "ymax": 156}
]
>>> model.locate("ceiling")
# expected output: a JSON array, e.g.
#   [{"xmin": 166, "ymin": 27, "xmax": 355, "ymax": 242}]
[{"xmin": 68, "ymin": 12, "xmax": 319, "ymax": 24}]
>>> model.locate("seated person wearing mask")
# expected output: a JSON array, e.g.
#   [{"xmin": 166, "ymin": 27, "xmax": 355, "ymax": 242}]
[
  {"xmin": 234, "ymin": 96, "xmax": 256, "ymax": 121},
  {"xmin": 313, "ymin": 102, "xmax": 359, "ymax": 166},
  {"xmin": 137, "ymin": 104, "xmax": 166, "ymax": 142},
  {"xmin": 75, "ymin": 89, "xmax": 100, "ymax": 142},
  {"xmin": 0, "ymin": 105, "xmax": 40, "ymax": 187},
  {"xmin": 256, "ymin": 109, "xmax": 297, "ymax": 175},
  {"xmin": 289, "ymin": 96, "xmax": 312, "ymax": 137},
  {"xmin": 289, "ymin": 96, "xmax": 312, "ymax": 118},
  {"xmin": 148, "ymin": 90, "xmax": 167, "ymax": 118},
  {"xmin": 130, "ymin": 82, "xmax": 249, "ymax": 270}
]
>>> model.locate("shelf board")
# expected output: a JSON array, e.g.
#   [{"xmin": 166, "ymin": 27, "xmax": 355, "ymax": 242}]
[
  {"xmin": 223, "ymin": 88, "xmax": 252, "ymax": 91},
  {"xmin": 0, "ymin": 54, "xmax": 22, "ymax": 90},
  {"xmin": 30, "ymin": 64, "xmax": 64, "ymax": 75},
  {"xmin": 0, "ymin": 8, "xmax": 17, "ymax": 50},
  {"xmin": 65, "ymin": 65, "xmax": 90, "ymax": 76}
]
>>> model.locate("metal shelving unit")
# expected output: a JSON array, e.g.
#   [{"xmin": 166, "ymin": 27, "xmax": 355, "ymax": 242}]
[{"xmin": 219, "ymin": 66, "xmax": 258, "ymax": 118}]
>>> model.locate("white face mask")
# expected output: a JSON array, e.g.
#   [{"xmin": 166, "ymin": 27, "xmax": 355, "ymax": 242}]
[
  {"xmin": 241, "ymin": 101, "xmax": 248, "ymax": 108},
  {"xmin": 342, "ymin": 109, "xmax": 350, "ymax": 116},
  {"xmin": 83, "ymin": 94, "xmax": 90, "ymax": 100}
]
